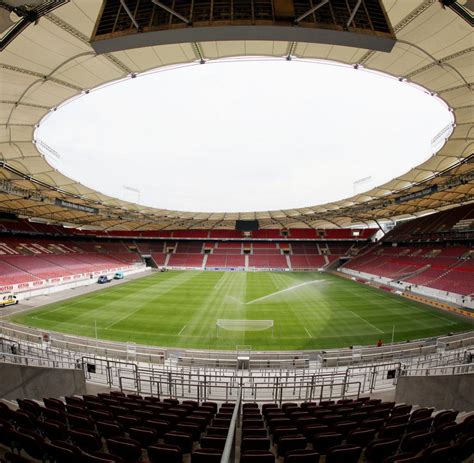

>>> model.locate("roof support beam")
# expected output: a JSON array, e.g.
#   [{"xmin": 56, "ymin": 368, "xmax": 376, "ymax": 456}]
[
  {"xmin": 151, "ymin": 0, "xmax": 190, "ymax": 24},
  {"xmin": 346, "ymin": 0, "xmax": 362, "ymax": 28},
  {"xmin": 295, "ymin": 0, "xmax": 329, "ymax": 24},
  {"xmin": 119, "ymin": 0, "xmax": 141, "ymax": 30}
]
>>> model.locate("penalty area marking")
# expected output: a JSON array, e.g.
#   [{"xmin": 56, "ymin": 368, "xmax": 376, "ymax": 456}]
[
  {"xmin": 246, "ymin": 280, "xmax": 327, "ymax": 305},
  {"xmin": 349, "ymin": 310, "xmax": 383, "ymax": 334},
  {"xmin": 177, "ymin": 325, "xmax": 187, "ymax": 335}
]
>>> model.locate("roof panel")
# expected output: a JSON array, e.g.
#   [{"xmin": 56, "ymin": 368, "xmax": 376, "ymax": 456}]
[{"xmin": 0, "ymin": 0, "xmax": 471, "ymax": 229}]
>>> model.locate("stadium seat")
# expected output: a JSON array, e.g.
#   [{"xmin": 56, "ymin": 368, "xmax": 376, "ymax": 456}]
[
  {"xmin": 325, "ymin": 444, "xmax": 361, "ymax": 463},
  {"xmin": 107, "ymin": 437, "xmax": 142, "ymax": 463},
  {"xmin": 38, "ymin": 419, "xmax": 68, "ymax": 441},
  {"xmin": 97, "ymin": 421, "xmax": 126, "ymax": 439},
  {"xmin": 240, "ymin": 450, "xmax": 276, "ymax": 463},
  {"xmin": 200, "ymin": 435, "xmax": 226, "ymax": 450},
  {"xmin": 164, "ymin": 431, "xmax": 193, "ymax": 453},
  {"xmin": 14, "ymin": 428, "xmax": 46, "ymax": 460},
  {"xmin": 0, "ymin": 419, "xmax": 16, "ymax": 451},
  {"xmin": 400, "ymin": 431, "xmax": 434, "ymax": 454},
  {"xmin": 277, "ymin": 435, "xmax": 307, "ymax": 456},
  {"xmin": 206, "ymin": 425, "xmax": 229, "ymax": 436},
  {"xmin": 346, "ymin": 428, "xmax": 377, "ymax": 447},
  {"xmin": 422, "ymin": 443, "xmax": 454, "ymax": 463},
  {"xmin": 85, "ymin": 452, "xmax": 125, "ymax": 463},
  {"xmin": 191, "ymin": 448, "xmax": 222, "ymax": 462},
  {"xmin": 45, "ymin": 440, "xmax": 83, "ymax": 463},
  {"xmin": 379, "ymin": 424, "xmax": 406, "ymax": 439},
  {"xmin": 128, "ymin": 426, "xmax": 158, "ymax": 447},
  {"xmin": 147, "ymin": 443, "xmax": 183, "ymax": 463},
  {"xmin": 69, "ymin": 429, "xmax": 103, "ymax": 453},
  {"xmin": 240, "ymin": 437, "xmax": 271, "ymax": 452},
  {"xmin": 364, "ymin": 438, "xmax": 400, "ymax": 462},
  {"xmin": 242, "ymin": 427, "xmax": 268, "ymax": 438},
  {"xmin": 284, "ymin": 449, "xmax": 320, "ymax": 462},
  {"xmin": 312, "ymin": 432, "xmax": 343, "ymax": 454}
]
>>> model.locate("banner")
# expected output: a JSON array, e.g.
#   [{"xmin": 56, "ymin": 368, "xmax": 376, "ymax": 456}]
[{"xmin": 55, "ymin": 199, "xmax": 98, "ymax": 214}]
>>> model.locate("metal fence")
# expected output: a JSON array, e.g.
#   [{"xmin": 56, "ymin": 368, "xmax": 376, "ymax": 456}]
[{"xmin": 402, "ymin": 362, "xmax": 474, "ymax": 377}]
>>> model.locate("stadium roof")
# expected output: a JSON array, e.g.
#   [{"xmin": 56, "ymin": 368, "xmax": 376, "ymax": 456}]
[{"xmin": 0, "ymin": 0, "xmax": 472, "ymax": 231}]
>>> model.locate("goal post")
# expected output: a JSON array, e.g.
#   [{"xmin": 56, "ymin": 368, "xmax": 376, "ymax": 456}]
[{"xmin": 216, "ymin": 319, "xmax": 274, "ymax": 337}]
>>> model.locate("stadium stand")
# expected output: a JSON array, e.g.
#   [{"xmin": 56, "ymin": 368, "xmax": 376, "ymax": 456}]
[
  {"xmin": 206, "ymin": 254, "xmax": 246, "ymax": 268},
  {"xmin": 1, "ymin": 207, "xmax": 472, "ymax": 301},
  {"xmin": 343, "ymin": 244, "xmax": 474, "ymax": 295},
  {"xmin": 0, "ymin": 391, "xmax": 473, "ymax": 463},
  {"xmin": 340, "ymin": 206, "xmax": 474, "ymax": 300},
  {"xmin": 167, "ymin": 253, "xmax": 205, "ymax": 268},
  {"xmin": 248, "ymin": 254, "xmax": 288, "ymax": 269},
  {"xmin": 384, "ymin": 204, "xmax": 474, "ymax": 242}
]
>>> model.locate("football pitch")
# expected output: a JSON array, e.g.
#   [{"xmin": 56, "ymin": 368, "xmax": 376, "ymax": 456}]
[{"xmin": 10, "ymin": 271, "xmax": 474, "ymax": 351}]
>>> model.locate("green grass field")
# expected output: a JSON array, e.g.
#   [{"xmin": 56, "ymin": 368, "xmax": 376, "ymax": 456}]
[{"xmin": 10, "ymin": 271, "xmax": 474, "ymax": 350}]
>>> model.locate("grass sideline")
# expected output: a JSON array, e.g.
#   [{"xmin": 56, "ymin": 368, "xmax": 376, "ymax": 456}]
[{"xmin": 10, "ymin": 271, "xmax": 474, "ymax": 351}]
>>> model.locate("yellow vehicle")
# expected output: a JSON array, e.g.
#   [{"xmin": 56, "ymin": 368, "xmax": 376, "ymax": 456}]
[{"xmin": 0, "ymin": 293, "xmax": 18, "ymax": 307}]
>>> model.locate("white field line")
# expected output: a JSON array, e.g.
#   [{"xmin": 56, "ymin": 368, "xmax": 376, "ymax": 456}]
[
  {"xmin": 304, "ymin": 327, "xmax": 312, "ymax": 338},
  {"xmin": 177, "ymin": 325, "xmax": 187, "ymax": 335},
  {"xmin": 246, "ymin": 280, "xmax": 327, "ymax": 305},
  {"xmin": 349, "ymin": 310, "xmax": 383, "ymax": 334},
  {"xmin": 104, "ymin": 305, "xmax": 146, "ymax": 330}
]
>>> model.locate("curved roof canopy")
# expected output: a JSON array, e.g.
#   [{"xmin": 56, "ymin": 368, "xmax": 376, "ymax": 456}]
[{"xmin": 0, "ymin": 0, "xmax": 472, "ymax": 231}]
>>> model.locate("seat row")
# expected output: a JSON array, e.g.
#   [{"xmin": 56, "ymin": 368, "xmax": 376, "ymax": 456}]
[
  {"xmin": 235, "ymin": 398, "xmax": 474, "ymax": 462},
  {"xmin": 0, "ymin": 393, "xmax": 239, "ymax": 463}
]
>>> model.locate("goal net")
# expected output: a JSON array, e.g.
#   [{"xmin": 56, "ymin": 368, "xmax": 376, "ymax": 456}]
[{"xmin": 216, "ymin": 319, "xmax": 274, "ymax": 337}]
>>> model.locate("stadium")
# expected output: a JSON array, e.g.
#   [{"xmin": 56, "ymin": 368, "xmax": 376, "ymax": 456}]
[{"xmin": 0, "ymin": 0, "xmax": 473, "ymax": 462}]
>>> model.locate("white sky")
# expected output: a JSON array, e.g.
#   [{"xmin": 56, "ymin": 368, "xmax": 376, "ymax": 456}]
[{"xmin": 37, "ymin": 58, "xmax": 453, "ymax": 213}]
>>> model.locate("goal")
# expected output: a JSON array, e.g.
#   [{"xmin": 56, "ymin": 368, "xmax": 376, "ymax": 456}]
[{"xmin": 216, "ymin": 319, "xmax": 274, "ymax": 337}]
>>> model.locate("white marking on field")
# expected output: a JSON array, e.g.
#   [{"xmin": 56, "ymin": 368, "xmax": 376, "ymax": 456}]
[
  {"xmin": 177, "ymin": 325, "xmax": 187, "ymax": 336},
  {"xmin": 349, "ymin": 310, "xmax": 383, "ymax": 333},
  {"xmin": 105, "ymin": 305, "xmax": 145, "ymax": 329},
  {"xmin": 304, "ymin": 327, "xmax": 312, "ymax": 338},
  {"xmin": 246, "ymin": 280, "xmax": 326, "ymax": 305},
  {"xmin": 225, "ymin": 295, "xmax": 243, "ymax": 305}
]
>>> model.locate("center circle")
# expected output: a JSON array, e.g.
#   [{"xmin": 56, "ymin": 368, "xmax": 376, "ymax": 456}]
[{"xmin": 37, "ymin": 58, "xmax": 453, "ymax": 213}]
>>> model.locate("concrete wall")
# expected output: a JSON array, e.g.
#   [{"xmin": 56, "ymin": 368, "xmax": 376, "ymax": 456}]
[
  {"xmin": 395, "ymin": 373, "xmax": 474, "ymax": 412},
  {"xmin": 0, "ymin": 363, "xmax": 87, "ymax": 400}
]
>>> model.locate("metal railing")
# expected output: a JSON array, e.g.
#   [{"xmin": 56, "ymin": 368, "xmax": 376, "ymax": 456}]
[
  {"xmin": 2, "ymin": 327, "xmax": 474, "ymax": 401},
  {"xmin": 402, "ymin": 362, "xmax": 474, "ymax": 377},
  {"xmin": 0, "ymin": 351, "xmax": 78, "ymax": 370},
  {"xmin": 221, "ymin": 389, "xmax": 241, "ymax": 463},
  {"xmin": 117, "ymin": 372, "xmax": 362, "ymax": 404}
]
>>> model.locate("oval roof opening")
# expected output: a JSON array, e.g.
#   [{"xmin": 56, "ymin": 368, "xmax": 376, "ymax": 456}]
[{"xmin": 37, "ymin": 57, "xmax": 453, "ymax": 213}]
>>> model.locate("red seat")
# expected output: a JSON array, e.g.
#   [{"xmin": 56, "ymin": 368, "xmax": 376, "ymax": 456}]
[
  {"xmin": 107, "ymin": 437, "xmax": 142, "ymax": 463},
  {"xmin": 147, "ymin": 443, "xmax": 183, "ymax": 463},
  {"xmin": 325, "ymin": 444, "xmax": 361, "ymax": 463},
  {"xmin": 191, "ymin": 448, "xmax": 222, "ymax": 462},
  {"xmin": 240, "ymin": 450, "xmax": 275, "ymax": 463}
]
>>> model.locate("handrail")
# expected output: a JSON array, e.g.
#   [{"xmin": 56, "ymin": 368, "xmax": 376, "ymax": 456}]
[
  {"xmin": 402, "ymin": 363, "xmax": 474, "ymax": 377},
  {"xmin": 117, "ymin": 374, "xmax": 362, "ymax": 403},
  {"xmin": 0, "ymin": 351, "xmax": 78, "ymax": 369},
  {"xmin": 220, "ymin": 386, "xmax": 241, "ymax": 463}
]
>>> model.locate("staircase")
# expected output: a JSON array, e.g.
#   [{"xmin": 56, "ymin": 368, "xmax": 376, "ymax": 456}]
[
  {"xmin": 202, "ymin": 253, "xmax": 208, "ymax": 269},
  {"xmin": 390, "ymin": 264, "xmax": 431, "ymax": 282}
]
